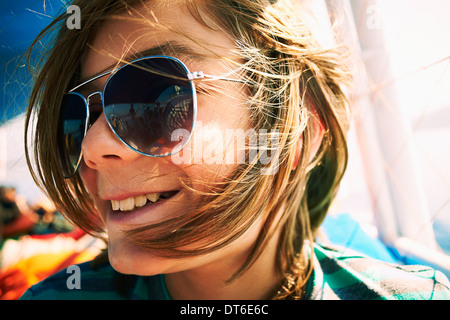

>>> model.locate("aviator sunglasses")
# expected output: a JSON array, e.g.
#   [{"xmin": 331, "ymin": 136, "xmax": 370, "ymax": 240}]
[{"xmin": 57, "ymin": 55, "xmax": 243, "ymax": 178}]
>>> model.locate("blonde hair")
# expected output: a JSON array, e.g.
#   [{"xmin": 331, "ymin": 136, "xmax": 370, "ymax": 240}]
[{"xmin": 25, "ymin": 0, "xmax": 350, "ymax": 299}]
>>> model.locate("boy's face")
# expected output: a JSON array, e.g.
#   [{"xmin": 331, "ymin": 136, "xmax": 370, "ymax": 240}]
[{"xmin": 78, "ymin": 2, "xmax": 265, "ymax": 278}]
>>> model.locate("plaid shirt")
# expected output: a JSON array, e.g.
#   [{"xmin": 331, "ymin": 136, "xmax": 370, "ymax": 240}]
[{"xmin": 20, "ymin": 244, "xmax": 450, "ymax": 300}]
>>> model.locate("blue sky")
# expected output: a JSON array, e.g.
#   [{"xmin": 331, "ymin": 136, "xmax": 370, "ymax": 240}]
[{"xmin": 0, "ymin": 0, "xmax": 65, "ymax": 123}]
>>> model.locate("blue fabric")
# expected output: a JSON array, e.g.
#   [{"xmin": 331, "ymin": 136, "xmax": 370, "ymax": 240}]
[{"xmin": 321, "ymin": 213, "xmax": 398, "ymax": 264}]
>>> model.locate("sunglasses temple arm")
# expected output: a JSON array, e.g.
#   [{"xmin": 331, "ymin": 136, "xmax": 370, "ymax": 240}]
[
  {"xmin": 69, "ymin": 67, "xmax": 245, "ymax": 93},
  {"xmin": 68, "ymin": 70, "xmax": 114, "ymax": 93},
  {"xmin": 188, "ymin": 71, "xmax": 246, "ymax": 84}
]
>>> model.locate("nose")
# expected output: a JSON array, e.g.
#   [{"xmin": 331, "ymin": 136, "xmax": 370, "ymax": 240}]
[{"xmin": 81, "ymin": 97, "xmax": 140, "ymax": 171}]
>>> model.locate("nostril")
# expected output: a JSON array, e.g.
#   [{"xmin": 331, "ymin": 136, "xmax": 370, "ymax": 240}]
[
  {"xmin": 102, "ymin": 154, "xmax": 121, "ymax": 160},
  {"xmin": 83, "ymin": 158, "xmax": 97, "ymax": 170},
  {"xmin": 83, "ymin": 154, "xmax": 121, "ymax": 170}
]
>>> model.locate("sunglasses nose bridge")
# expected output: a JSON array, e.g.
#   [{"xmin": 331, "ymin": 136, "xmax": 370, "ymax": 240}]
[
  {"xmin": 85, "ymin": 91, "xmax": 104, "ymax": 129},
  {"xmin": 87, "ymin": 91, "xmax": 103, "ymax": 106}
]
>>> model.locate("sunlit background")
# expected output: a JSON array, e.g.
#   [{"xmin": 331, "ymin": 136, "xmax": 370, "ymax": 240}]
[
  {"xmin": 0, "ymin": 0, "xmax": 449, "ymax": 298},
  {"xmin": 332, "ymin": 0, "xmax": 450, "ymax": 255}
]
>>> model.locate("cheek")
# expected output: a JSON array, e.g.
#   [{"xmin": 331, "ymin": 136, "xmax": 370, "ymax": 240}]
[
  {"xmin": 79, "ymin": 162, "xmax": 101, "ymax": 206},
  {"xmin": 79, "ymin": 162, "xmax": 95, "ymax": 188},
  {"xmin": 171, "ymin": 122, "xmax": 244, "ymax": 186},
  {"xmin": 170, "ymin": 93, "xmax": 251, "ymax": 181}
]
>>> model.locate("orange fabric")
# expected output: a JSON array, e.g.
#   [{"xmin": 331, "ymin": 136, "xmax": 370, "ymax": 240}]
[{"xmin": 0, "ymin": 249, "xmax": 97, "ymax": 300}]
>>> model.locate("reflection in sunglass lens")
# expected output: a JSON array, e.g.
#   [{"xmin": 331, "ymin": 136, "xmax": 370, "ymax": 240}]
[
  {"xmin": 103, "ymin": 58, "xmax": 194, "ymax": 156},
  {"xmin": 58, "ymin": 93, "xmax": 88, "ymax": 178}
]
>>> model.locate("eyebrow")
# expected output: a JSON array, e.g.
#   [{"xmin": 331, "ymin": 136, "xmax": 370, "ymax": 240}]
[
  {"xmin": 74, "ymin": 41, "xmax": 203, "ymax": 92},
  {"xmin": 129, "ymin": 42, "xmax": 202, "ymax": 63}
]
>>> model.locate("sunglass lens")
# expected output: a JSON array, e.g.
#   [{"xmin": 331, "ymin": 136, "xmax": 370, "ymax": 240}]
[
  {"xmin": 103, "ymin": 58, "xmax": 194, "ymax": 156},
  {"xmin": 57, "ymin": 93, "xmax": 87, "ymax": 178}
]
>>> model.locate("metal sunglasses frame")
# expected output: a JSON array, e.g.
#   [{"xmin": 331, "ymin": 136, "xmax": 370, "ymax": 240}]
[{"xmin": 61, "ymin": 55, "xmax": 245, "ymax": 177}]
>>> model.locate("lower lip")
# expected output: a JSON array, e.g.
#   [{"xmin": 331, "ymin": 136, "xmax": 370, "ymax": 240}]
[{"xmin": 107, "ymin": 191, "xmax": 180, "ymax": 224}]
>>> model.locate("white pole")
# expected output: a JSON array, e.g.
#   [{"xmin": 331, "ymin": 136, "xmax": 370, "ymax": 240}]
[{"xmin": 344, "ymin": 0, "xmax": 437, "ymax": 249}]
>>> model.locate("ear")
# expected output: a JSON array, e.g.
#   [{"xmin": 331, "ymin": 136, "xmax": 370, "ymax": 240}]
[{"xmin": 292, "ymin": 108, "xmax": 324, "ymax": 170}]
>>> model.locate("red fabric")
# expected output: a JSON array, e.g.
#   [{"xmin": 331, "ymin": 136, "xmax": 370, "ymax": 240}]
[
  {"xmin": 28, "ymin": 228, "xmax": 85, "ymax": 240},
  {"xmin": 2, "ymin": 213, "xmax": 36, "ymax": 238}
]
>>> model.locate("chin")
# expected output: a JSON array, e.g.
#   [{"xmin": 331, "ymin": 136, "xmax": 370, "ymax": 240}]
[{"xmin": 107, "ymin": 239, "xmax": 167, "ymax": 276}]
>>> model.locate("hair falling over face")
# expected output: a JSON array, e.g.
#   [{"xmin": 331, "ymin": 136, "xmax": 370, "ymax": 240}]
[{"xmin": 24, "ymin": 0, "xmax": 351, "ymax": 299}]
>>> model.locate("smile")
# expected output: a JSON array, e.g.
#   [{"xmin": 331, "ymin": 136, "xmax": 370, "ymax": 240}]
[{"xmin": 111, "ymin": 191, "xmax": 180, "ymax": 212}]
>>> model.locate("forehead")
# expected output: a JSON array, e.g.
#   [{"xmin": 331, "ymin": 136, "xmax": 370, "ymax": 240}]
[{"xmin": 81, "ymin": 2, "xmax": 237, "ymax": 80}]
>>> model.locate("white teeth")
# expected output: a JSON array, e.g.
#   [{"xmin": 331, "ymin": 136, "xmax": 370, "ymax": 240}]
[
  {"xmin": 111, "ymin": 193, "xmax": 162, "ymax": 212},
  {"xmin": 119, "ymin": 197, "xmax": 135, "ymax": 211},
  {"xmin": 147, "ymin": 193, "xmax": 160, "ymax": 203},
  {"xmin": 111, "ymin": 200, "xmax": 120, "ymax": 211},
  {"xmin": 135, "ymin": 195, "xmax": 147, "ymax": 207}
]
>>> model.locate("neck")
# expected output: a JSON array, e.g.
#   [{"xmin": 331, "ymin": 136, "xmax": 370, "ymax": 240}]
[{"xmin": 164, "ymin": 226, "xmax": 283, "ymax": 300}]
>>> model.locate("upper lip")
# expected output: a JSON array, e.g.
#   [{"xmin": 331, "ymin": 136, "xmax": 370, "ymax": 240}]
[{"xmin": 102, "ymin": 189, "xmax": 181, "ymax": 201}]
